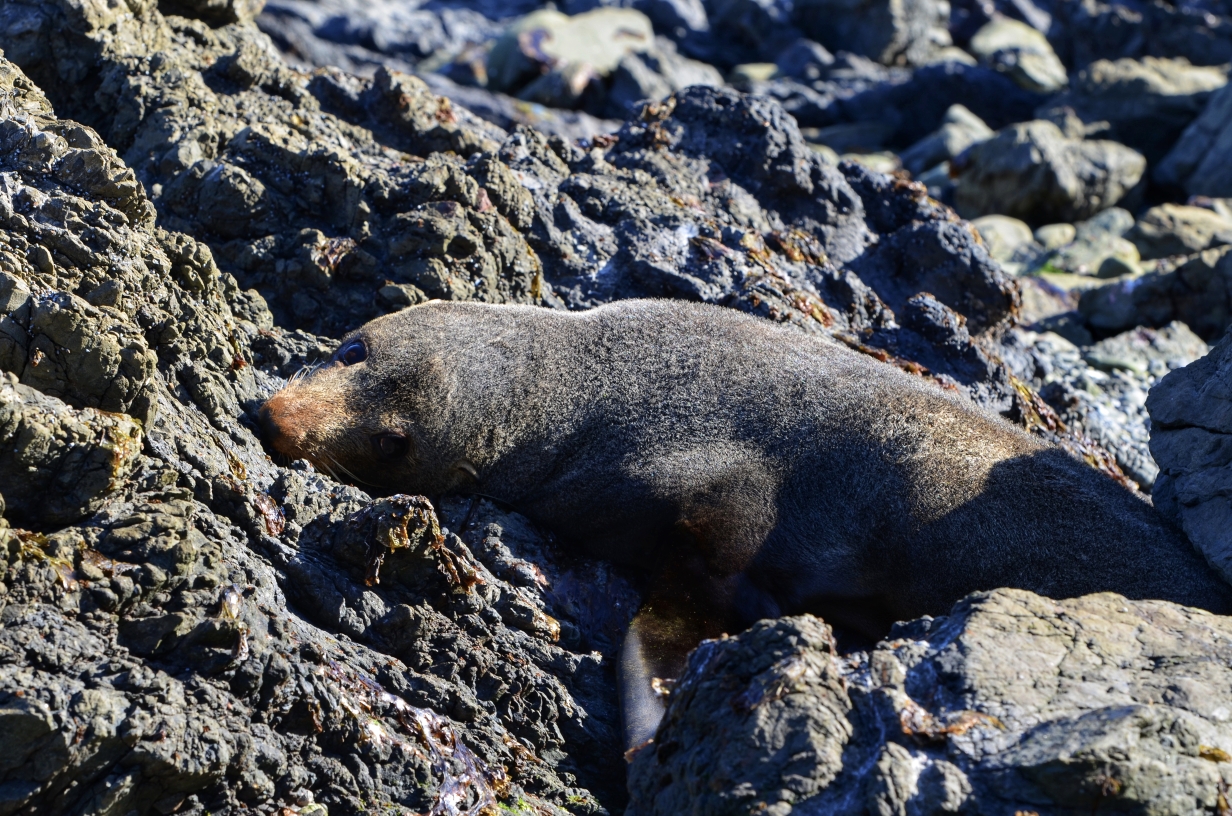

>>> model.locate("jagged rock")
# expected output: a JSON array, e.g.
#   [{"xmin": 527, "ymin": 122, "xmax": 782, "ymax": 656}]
[
  {"xmin": 793, "ymin": 0, "xmax": 952, "ymax": 66},
  {"xmin": 260, "ymin": 0, "xmax": 511, "ymax": 65},
  {"xmin": 1156, "ymin": 81, "xmax": 1232, "ymax": 197},
  {"xmin": 1037, "ymin": 57, "xmax": 1228, "ymax": 163},
  {"xmin": 1079, "ymin": 245, "xmax": 1232, "ymax": 339},
  {"xmin": 629, "ymin": 588, "xmax": 1232, "ymax": 815},
  {"xmin": 0, "ymin": 0, "xmax": 1205, "ymax": 812},
  {"xmin": 751, "ymin": 60, "xmax": 1044, "ymax": 149},
  {"xmin": 419, "ymin": 71, "xmax": 622, "ymax": 142},
  {"xmin": 1130, "ymin": 203, "xmax": 1232, "ymax": 261},
  {"xmin": 968, "ymin": 16, "xmax": 1068, "ymax": 93},
  {"xmin": 1049, "ymin": 0, "xmax": 1232, "ymax": 70},
  {"xmin": 0, "ymin": 42, "xmax": 624, "ymax": 816},
  {"xmin": 952, "ymin": 119, "xmax": 1146, "ymax": 223},
  {"xmin": 1150, "ymin": 331, "xmax": 1232, "ymax": 584},
  {"xmin": 606, "ymin": 36, "xmax": 725, "ymax": 117},
  {"xmin": 0, "ymin": 372, "xmax": 143, "ymax": 528},
  {"xmin": 1047, "ymin": 206, "xmax": 1141, "ymax": 277},
  {"xmin": 899, "ymin": 103, "xmax": 993, "ymax": 175}
]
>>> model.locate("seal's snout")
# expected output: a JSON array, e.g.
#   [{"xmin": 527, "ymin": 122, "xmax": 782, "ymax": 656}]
[{"xmin": 260, "ymin": 388, "xmax": 321, "ymax": 460}]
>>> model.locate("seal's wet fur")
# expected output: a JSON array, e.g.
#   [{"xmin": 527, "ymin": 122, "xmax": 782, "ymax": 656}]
[{"xmin": 261, "ymin": 299, "xmax": 1232, "ymax": 748}]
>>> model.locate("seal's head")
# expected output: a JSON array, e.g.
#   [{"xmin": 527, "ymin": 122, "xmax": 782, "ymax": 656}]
[{"xmin": 258, "ymin": 305, "xmax": 461, "ymax": 493}]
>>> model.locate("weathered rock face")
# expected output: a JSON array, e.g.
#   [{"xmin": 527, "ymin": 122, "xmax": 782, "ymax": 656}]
[
  {"xmin": 968, "ymin": 17, "xmax": 1068, "ymax": 93},
  {"xmin": 1156, "ymin": 81, "xmax": 1232, "ymax": 197},
  {"xmin": 1080, "ymin": 246, "xmax": 1232, "ymax": 339},
  {"xmin": 0, "ymin": 0, "xmax": 1207, "ymax": 812},
  {"xmin": 952, "ymin": 119, "xmax": 1146, "ymax": 224},
  {"xmin": 1150, "ymin": 331, "xmax": 1232, "ymax": 586},
  {"xmin": 628, "ymin": 588, "xmax": 1232, "ymax": 816},
  {"xmin": 1049, "ymin": 0, "xmax": 1232, "ymax": 71},
  {"xmin": 1037, "ymin": 57, "xmax": 1228, "ymax": 164},
  {"xmin": 0, "ymin": 47, "xmax": 647, "ymax": 815}
]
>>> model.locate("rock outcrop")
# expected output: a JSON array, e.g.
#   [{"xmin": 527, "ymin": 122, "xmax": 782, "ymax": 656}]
[
  {"xmin": 1, "ymin": 0, "xmax": 1228, "ymax": 812},
  {"xmin": 628, "ymin": 588, "xmax": 1232, "ymax": 815},
  {"xmin": 1149, "ymin": 331, "xmax": 1232, "ymax": 586}
]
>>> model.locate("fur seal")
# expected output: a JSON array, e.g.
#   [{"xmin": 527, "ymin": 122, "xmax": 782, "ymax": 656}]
[{"xmin": 259, "ymin": 299, "xmax": 1232, "ymax": 749}]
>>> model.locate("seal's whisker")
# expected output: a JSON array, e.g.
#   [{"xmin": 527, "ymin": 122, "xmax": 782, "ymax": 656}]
[{"xmin": 327, "ymin": 454, "xmax": 379, "ymax": 488}]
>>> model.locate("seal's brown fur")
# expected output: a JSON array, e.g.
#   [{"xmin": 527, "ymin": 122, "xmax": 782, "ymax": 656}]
[{"xmin": 261, "ymin": 299, "xmax": 1232, "ymax": 747}]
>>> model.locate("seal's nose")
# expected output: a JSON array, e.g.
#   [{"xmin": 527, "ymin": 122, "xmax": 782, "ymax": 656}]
[{"xmin": 259, "ymin": 392, "xmax": 303, "ymax": 458}]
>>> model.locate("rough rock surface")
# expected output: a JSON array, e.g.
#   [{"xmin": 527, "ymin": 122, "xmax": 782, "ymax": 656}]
[
  {"xmin": 953, "ymin": 119, "xmax": 1146, "ymax": 224},
  {"xmin": 1156, "ymin": 80, "xmax": 1232, "ymax": 197},
  {"xmin": 1080, "ymin": 245, "xmax": 1232, "ymax": 339},
  {"xmin": 1038, "ymin": 57, "xmax": 1227, "ymax": 164},
  {"xmin": 0, "ymin": 0, "xmax": 1218, "ymax": 812},
  {"xmin": 1150, "ymin": 330, "xmax": 1232, "ymax": 586},
  {"xmin": 968, "ymin": 16, "xmax": 1067, "ymax": 93},
  {"xmin": 628, "ymin": 588, "xmax": 1232, "ymax": 816},
  {"xmin": 0, "ymin": 46, "xmax": 639, "ymax": 815},
  {"xmin": 1007, "ymin": 322, "xmax": 1210, "ymax": 489}
]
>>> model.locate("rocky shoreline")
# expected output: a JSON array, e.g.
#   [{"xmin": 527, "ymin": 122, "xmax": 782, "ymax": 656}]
[{"xmin": 3, "ymin": 0, "xmax": 1232, "ymax": 813}]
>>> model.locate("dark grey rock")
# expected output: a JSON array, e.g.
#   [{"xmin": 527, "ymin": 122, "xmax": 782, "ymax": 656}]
[
  {"xmin": 1037, "ymin": 56, "xmax": 1227, "ymax": 164},
  {"xmin": 1150, "ymin": 331, "xmax": 1232, "ymax": 584},
  {"xmin": 1079, "ymin": 246, "xmax": 1232, "ymax": 339},
  {"xmin": 1049, "ymin": 0, "xmax": 1232, "ymax": 71},
  {"xmin": 953, "ymin": 119, "xmax": 1146, "ymax": 223},
  {"xmin": 793, "ymin": 0, "xmax": 951, "ymax": 66},
  {"xmin": 629, "ymin": 589, "xmax": 1232, "ymax": 815},
  {"xmin": 1130, "ymin": 203, "xmax": 1232, "ymax": 261},
  {"xmin": 899, "ymin": 103, "xmax": 993, "ymax": 176},
  {"xmin": 968, "ymin": 16, "xmax": 1068, "ymax": 93},
  {"xmin": 1156, "ymin": 81, "xmax": 1232, "ymax": 197}
]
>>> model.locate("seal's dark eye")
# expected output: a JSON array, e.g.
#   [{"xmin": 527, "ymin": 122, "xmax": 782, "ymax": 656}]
[
  {"xmin": 373, "ymin": 432, "xmax": 409, "ymax": 461},
  {"xmin": 338, "ymin": 340, "xmax": 367, "ymax": 365}
]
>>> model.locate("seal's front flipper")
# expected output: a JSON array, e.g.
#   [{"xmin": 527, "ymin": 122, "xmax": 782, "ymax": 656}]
[
  {"xmin": 617, "ymin": 584, "xmax": 724, "ymax": 751},
  {"xmin": 618, "ymin": 612, "xmax": 672, "ymax": 751}
]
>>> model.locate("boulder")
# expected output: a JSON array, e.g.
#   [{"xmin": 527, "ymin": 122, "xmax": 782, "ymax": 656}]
[
  {"xmin": 1038, "ymin": 57, "xmax": 1228, "ymax": 163},
  {"xmin": 793, "ymin": 0, "xmax": 952, "ymax": 66},
  {"xmin": 1157, "ymin": 82, "xmax": 1232, "ymax": 197},
  {"xmin": 606, "ymin": 36, "xmax": 724, "ymax": 117},
  {"xmin": 972, "ymin": 213, "xmax": 1035, "ymax": 262},
  {"xmin": 1050, "ymin": 0, "xmax": 1232, "ymax": 70},
  {"xmin": 629, "ymin": 589, "xmax": 1232, "ymax": 815},
  {"xmin": 1080, "ymin": 245, "xmax": 1232, "ymax": 339},
  {"xmin": 1048, "ymin": 206, "xmax": 1141, "ymax": 277},
  {"xmin": 1150, "ymin": 331, "xmax": 1232, "ymax": 584},
  {"xmin": 952, "ymin": 120, "xmax": 1146, "ymax": 224},
  {"xmin": 259, "ymin": 0, "xmax": 508, "ymax": 64},
  {"xmin": 1130, "ymin": 203, "xmax": 1232, "ymax": 260},
  {"xmin": 968, "ymin": 16, "xmax": 1068, "ymax": 93},
  {"xmin": 1034, "ymin": 221, "xmax": 1076, "ymax": 249},
  {"xmin": 899, "ymin": 103, "xmax": 993, "ymax": 175},
  {"xmin": 774, "ymin": 37, "xmax": 835, "ymax": 82},
  {"xmin": 703, "ymin": 0, "xmax": 802, "ymax": 67},
  {"xmin": 566, "ymin": 0, "xmax": 710, "ymax": 44}
]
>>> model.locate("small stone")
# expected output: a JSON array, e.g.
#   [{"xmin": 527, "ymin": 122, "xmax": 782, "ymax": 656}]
[{"xmin": 1034, "ymin": 223, "xmax": 1076, "ymax": 250}]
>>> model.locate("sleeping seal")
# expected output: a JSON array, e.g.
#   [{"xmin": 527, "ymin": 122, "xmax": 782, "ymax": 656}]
[{"xmin": 259, "ymin": 299, "xmax": 1232, "ymax": 749}]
